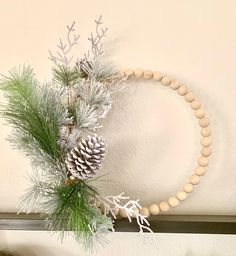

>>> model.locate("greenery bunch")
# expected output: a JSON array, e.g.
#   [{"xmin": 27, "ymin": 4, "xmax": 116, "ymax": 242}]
[{"xmin": 0, "ymin": 17, "xmax": 122, "ymax": 250}]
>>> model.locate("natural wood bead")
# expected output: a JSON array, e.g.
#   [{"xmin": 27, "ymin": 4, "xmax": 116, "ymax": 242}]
[
  {"xmin": 201, "ymin": 127, "xmax": 211, "ymax": 137},
  {"xmin": 149, "ymin": 204, "xmax": 160, "ymax": 215},
  {"xmin": 168, "ymin": 197, "xmax": 180, "ymax": 207},
  {"xmin": 199, "ymin": 117, "xmax": 210, "ymax": 127},
  {"xmin": 177, "ymin": 85, "xmax": 188, "ymax": 96},
  {"xmin": 119, "ymin": 209, "xmax": 128, "ymax": 218},
  {"xmin": 176, "ymin": 191, "xmax": 187, "ymax": 201},
  {"xmin": 198, "ymin": 156, "xmax": 209, "ymax": 167},
  {"xmin": 191, "ymin": 100, "xmax": 201, "ymax": 110},
  {"xmin": 113, "ymin": 207, "xmax": 120, "ymax": 216},
  {"xmin": 190, "ymin": 174, "xmax": 200, "ymax": 185},
  {"xmin": 131, "ymin": 208, "xmax": 140, "ymax": 218},
  {"xmin": 143, "ymin": 70, "xmax": 153, "ymax": 79},
  {"xmin": 159, "ymin": 201, "xmax": 170, "ymax": 212},
  {"xmin": 201, "ymin": 137, "xmax": 211, "ymax": 147},
  {"xmin": 183, "ymin": 183, "xmax": 194, "ymax": 193},
  {"xmin": 134, "ymin": 68, "xmax": 144, "ymax": 78},
  {"xmin": 161, "ymin": 76, "xmax": 172, "ymax": 86},
  {"xmin": 184, "ymin": 92, "xmax": 195, "ymax": 102},
  {"xmin": 124, "ymin": 69, "xmax": 133, "ymax": 77},
  {"xmin": 195, "ymin": 109, "xmax": 205, "ymax": 119},
  {"xmin": 153, "ymin": 71, "xmax": 163, "ymax": 81},
  {"xmin": 140, "ymin": 207, "xmax": 150, "ymax": 217},
  {"xmin": 195, "ymin": 166, "xmax": 206, "ymax": 176},
  {"xmin": 201, "ymin": 147, "xmax": 212, "ymax": 157},
  {"xmin": 170, "ymin": 80, "xmax": 180, "ymax": 90}
]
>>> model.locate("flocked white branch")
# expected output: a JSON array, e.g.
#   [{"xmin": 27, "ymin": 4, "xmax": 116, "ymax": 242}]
[
  {"xmin": 49, "ymin": 21, "xmax": 80, "ymax": 66},
  {"xmin": 85, "ymin": 15, "xmax": 108, "ymax": 61}
]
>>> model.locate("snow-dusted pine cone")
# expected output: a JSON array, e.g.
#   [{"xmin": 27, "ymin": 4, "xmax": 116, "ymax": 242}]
[{"xmin": 65, "ymin": 135, "xmax": 106, "ymax": 180}]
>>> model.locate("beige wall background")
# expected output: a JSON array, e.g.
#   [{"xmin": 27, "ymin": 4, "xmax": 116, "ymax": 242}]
[{"xmin": 0, "ymin": 0, "xmax": 236, "ymax": 255}]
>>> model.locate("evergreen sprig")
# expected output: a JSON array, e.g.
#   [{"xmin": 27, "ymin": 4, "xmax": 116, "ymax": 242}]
[
  {"xmin": 0, "ymin": 17, "xmax": 126, "ymax": 251},
  {"xmin": 46, "ymin": 181, "xmax": 113, "ymax": 249},
  {"xmin": 0, "ymin": 66, "xmax": 70, "ymax": 164},
  {"xmin": 52, "ymin": 65, "xmax": 81, "ymax": 87}
]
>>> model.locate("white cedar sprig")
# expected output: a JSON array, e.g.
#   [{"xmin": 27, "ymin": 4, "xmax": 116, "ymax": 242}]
[{"xmin": 49, "ymin": 21, "xmax": 80, "ymax": 66}]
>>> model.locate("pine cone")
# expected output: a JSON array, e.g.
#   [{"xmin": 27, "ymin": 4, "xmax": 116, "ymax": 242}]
[{"xmin": 65, "ymin": 135, "xmax": 106, "ymax": 180}]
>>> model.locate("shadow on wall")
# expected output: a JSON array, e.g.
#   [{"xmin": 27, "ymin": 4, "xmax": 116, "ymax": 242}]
[{"xmin": 0, "ymin": 245, "xmax": 75, "ymax": 256}]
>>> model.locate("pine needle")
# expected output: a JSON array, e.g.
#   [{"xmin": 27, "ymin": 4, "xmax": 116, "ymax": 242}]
[
  {"xmin": 0, "ymin": 66, "xmax": 69, "ymax": 162},
  {"xmin": 45, "ymin": 181, "xmax": 113, "ymax": 250},
  {"xmin": 52, "ymin": 65, "xmax": 81, "ymax": 87}
]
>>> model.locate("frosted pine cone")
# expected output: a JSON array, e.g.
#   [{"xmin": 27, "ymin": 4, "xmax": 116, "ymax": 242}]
[{"xmin": 65, "ymin": 135, "xmax": 106, "ymax": 180}]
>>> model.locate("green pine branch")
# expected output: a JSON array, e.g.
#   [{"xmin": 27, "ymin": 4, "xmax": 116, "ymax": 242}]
[
  {"xmin": 52, "ymin": 65, "xmax": 81, "ymax": 87},
  {"xmin": 0, "ymin": 66, "xmax": 69, "ymax": 163},
  {"xmin": 45, "ymin": 181, "xmax": 113, "ymax": 250}
]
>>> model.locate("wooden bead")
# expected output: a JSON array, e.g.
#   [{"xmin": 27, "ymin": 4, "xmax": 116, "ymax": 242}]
[
  {"xmin": 131, "ymin": 208, "xmax": 140, "ymax": 218},
  {"xmin": 149, "ymin": 204, "xmax": 160, "ymax": 215},
  {"xmin": 201, "ymin": 147, "xmax": 212, "ymax": 157},
  {"xmin": 170, "ymin": 80, "xmax": 180, "ymax": 90},
  {"xmin": 113, "ymin": 207, "xmax": 120, "ymax": 216},
  {"xmin": 159, "ymin": 201, "xmax": 170, "ymax": 212},
  {"xmin": 195, "ymin": 166, "xmax": 206, "ymax": 176},
  {"xmin": 190, "ymin": 174, "xmax": 200, "ymax": 185},
  {"xmin": 119, "ymin": 209, "xmax": 128, "ymax": 218},
  {"xmin": 191, "ymin": 100, "xmax": 201, "ymax": 110},
  {"xmin": 177, "ymin": 85, "xmax": 188, "ymax": 96},
  {"xmin": 153, "ymin": 71, "xmax": 163, "ymax": 81},
  {"xmin": 161, "ymin": 76, "xmax": 171, "ymax": 86},
  {"xmin": 183, "ymin": 183, "xmax": 194, "ymax": 193},
  {"xmin": 201, "ymin": 127, "xmax": 211, "ymax": 137},
  {"xmin": 198, "ymin": 157, "xmax": 209, "ymax": 167},
  {"xmin": 134, "ymin": 69, "xmax": 144, "ymax": 78},
  {"xmin": 184, "ymin": 92, "xmax": 195, "ymax": 102},
  {"xmin": 195, "ymin": 109, "xmax": 205, "ymax": 119},
  {"xmin": 143, "ymin": 70, "xmax": 153, "ymax": 79},
  {"xmin": 176, "ymin": 191, "xmax": 187, "ymax": 201},
  {"xmin": 140, "ymin": 207, "xmax": 150, "ymax": 217},
  {"xmin": 199, "ymin": 117, "xmax": 210, "ymax": 127},
  {"xmin": 201, "ymin": 137, "xmax": 211, "ymax": 147},
  {"xmin": 124, "ymin": 69, "xmax": 133, "ymax": 77},
  {"xmin": 168, "ymin": 197, "xmax": 180, "ymax": 207}
]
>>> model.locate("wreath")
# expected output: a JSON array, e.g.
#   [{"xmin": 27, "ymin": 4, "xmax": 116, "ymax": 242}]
[{"xmin": 0, "ymin": 17, "xmax": 211, "ymax": 251}]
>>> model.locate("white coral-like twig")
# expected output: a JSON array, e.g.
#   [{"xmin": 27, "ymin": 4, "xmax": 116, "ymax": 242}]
[{"xmin": 100, "ymin": 192, "xmax": 154, "ymax": 235}]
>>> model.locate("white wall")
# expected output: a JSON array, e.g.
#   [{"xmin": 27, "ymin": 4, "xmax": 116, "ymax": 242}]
[{"xmin": 0, "ymin": 0, "xmax": 236, "ymax": 254}]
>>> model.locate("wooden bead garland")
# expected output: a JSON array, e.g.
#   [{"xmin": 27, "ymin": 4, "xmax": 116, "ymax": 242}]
[{"xmin": 120, "ymin": 68, "xmax": 211, "ymax": 216}]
